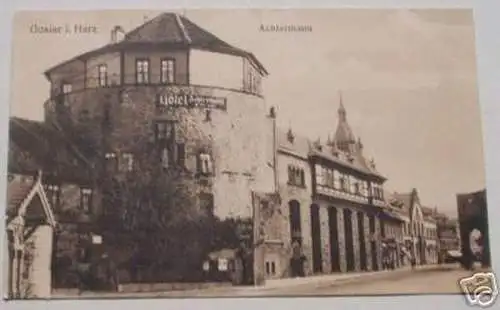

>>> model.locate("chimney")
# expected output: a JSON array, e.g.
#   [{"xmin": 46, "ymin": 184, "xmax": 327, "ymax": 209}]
[{"xmin": 111, "ymin": 25, "xmax": 125, "ymax": 43}]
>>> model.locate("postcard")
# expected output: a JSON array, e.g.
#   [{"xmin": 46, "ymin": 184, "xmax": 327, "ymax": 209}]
[{"xmin": 4, "ymin": 9, "xmax": 495, "ymax": 303}]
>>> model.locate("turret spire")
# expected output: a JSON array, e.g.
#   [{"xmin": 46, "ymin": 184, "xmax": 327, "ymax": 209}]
[
  {"xmin": 338, "ymin": 91, "xmax": 346, "ymax": 121},
  {"xmin": 334, "ymin": 91, "xmax": 356, "ymax": 153}
]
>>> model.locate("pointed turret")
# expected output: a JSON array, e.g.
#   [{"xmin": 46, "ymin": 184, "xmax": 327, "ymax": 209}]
[
  {"xmin": 334, "ymin": 92, "xmax": 356, "ymax": 153},
  {"xmin": 286, "ymin": 127, "xmax": 295, "ymax": 143}
]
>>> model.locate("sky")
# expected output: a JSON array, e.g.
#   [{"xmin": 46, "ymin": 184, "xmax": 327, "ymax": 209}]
[{"xmin": 10, "ymin": 9, "xmax": 484, "ymax": 217}]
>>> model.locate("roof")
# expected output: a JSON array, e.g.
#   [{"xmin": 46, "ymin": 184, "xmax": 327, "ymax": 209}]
[
  {"xmin": 277, "ymin": 128, "xmax": 312, "ymax": 159},
  {"xmin": 208, "ymin": 248, "xmax": 237, "ymax": 260},
  {"xmin": 45, "ymin": 12, "xmax": 268, "ymax": 78},
  {"xmin": 421, "ymin": 206, "xmax": 438, "ymax": 221},
  {"xmin": 390, "ymin": 192, "xmax": 413, "ymax": 213},
  {"xmin": 277, "ymin": 128, "xmax": 386, "ymax": 180},
  {"xmin": 9, "ymin": 117, "xmax": 91, "ymax": 183},
  {"xmin": 380, "ymin": 209, "xmax": 406, "ymax": 222},
  {"xmin": 334, "ymin": 102, "xmax": 356, "ymax": 144},
  {"xmin": 6, "ymin": 177, "xmax": 35, "ymax": 218},
  {"xmin": 7, "ymin": 173, "xmax": 56, "ymax": 227}
]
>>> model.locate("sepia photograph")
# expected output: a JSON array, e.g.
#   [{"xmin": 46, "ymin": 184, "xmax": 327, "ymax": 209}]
[{"xmin": 3, "ymin": 9, "xmax": 495, "ymax": 302}]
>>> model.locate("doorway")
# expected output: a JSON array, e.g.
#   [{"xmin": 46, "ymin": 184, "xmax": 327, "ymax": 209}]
[
  {"xmin": 310, "ymin": 204, "xmax": 322, "ymax": 273},
  {"xmin": 328, "ymin": 207, "xmax": 341, "ymax": 272},
  {"xmin": 343, "ymin": 209, "xmax": 355, "ymax": 272}
]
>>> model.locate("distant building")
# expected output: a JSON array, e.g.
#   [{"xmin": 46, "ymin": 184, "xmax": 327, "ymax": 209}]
[
  {"xmin": 457, "ymin": 189, "xmax": 490, "ymax": 268},
  {"xmin": 435, "ymin": 215, "xmax": 461, "ymax": 256},
  {"xmin": 389, "ymin": 189, "xmax": 439, "ymax": 266}
]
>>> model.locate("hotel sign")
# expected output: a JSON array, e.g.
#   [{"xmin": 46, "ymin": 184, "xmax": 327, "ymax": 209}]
[{"xmin": 158, "ymin": 93, "xmax": 227, "ymax": 111}]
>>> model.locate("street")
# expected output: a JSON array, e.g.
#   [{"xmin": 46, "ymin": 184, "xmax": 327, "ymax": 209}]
[
  {"xmin": 157, "ymin": 267, "xmax": 472, "ymax": 297},
  {"xmin": 59, "ymin": 265, "xmax": 484, "ymax": 299},
  {"xmin": 264, "ymin": 267, "xmax": 472, "ymax": 296}
]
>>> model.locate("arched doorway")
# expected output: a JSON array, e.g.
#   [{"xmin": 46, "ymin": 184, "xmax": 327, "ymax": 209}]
[{"xmin": 343, "ymin": 209, "xmax": 355, "ymax": 272}]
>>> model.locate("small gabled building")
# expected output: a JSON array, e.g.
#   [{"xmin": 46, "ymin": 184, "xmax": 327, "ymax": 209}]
[
  {"xmin": 7, "ymin": 117, "xmax": 100, "ymax": 291},
  {"xmin": 6, "ymin": 171, "xmax": 56, "ymax": 299}
]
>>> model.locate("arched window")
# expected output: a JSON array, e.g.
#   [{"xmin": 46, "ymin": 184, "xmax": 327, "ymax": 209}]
[{"xmin": 289, "ymin": 200, "xmax": 302, "ymax": 244}]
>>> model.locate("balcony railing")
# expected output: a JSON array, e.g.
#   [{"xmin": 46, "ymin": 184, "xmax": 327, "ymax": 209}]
[
  {"xmin": 314, "ymin": 183, "xmax": 389, "ymax": 207},
  {"xmin": 47, "ymin": 74, "xmax": 263, "ymax": 99}
]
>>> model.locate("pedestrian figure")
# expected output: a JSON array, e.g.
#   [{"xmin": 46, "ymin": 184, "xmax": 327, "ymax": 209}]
[{"xmin": 410, "ymin": 255, "xmax": 416, "ymax": 269}]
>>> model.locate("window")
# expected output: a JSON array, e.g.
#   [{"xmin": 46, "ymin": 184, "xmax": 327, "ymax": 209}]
[
  {"xmin": 45, "ymin": 184, "xmax": 61, "ymax": 210},
  {"xmin": 62, "ymin": 83, "xmax": 72, "ymax": 94},
  {"xmin": 161, "ymin": 147, "xmax": 170, "ymax": 169},
  {"xmin": 199, "ymin": 153, "xmax": 213, "ymax": 175},
  {"xmin": 154, "ymin": 121, "xmax": 175, "ymax": 142},
  {"xmin": 120, "ymin": 153, "xmax": 134, "ymax": 172},
  {"xmin": 161, "ymin": 59, "xmax": 175, "ymax": 84},
  {"xmin": 287, "ymin": 165, "xmax": 305, "ymax": 187},
  {"xmin": 176, "ymin": 143, "xmax": 185, "ymax": 167},
  {"xmin": 105, "ymin": 152, "xmax": 118, "ymax": 172},
  {"xmin": 98, "ymin": 64, "xmax": 108, "ymax": 87},
  {"xmin": 80, "ymin": 188, "xmax": 92, "ymax": 213},
  {"xmin": 119, "ymin": 90, "xmax": 129, "ymax": 105},
  {"xmin": 136, "ymin": 59, "xmax": 149, "ymax": 84},
  {"xmin": 339, "ymin": 174, "xmax": 349, "ymax": 192},
  {"xmin": 271, "ymin": 262, "xmax": 276, "ymax": 275},
  {"xmin": 327, "ymin": 170, "xmax": 334, "ymax": 188}
]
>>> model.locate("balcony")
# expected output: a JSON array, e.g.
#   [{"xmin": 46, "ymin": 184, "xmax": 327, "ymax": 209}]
[
  {"xmin": 316, "ymin": 184, "xmax": 369, "ymax": 205},
  {"xmin": 48, "ymin": 73, "xmax": 263, "ymax": 101}
]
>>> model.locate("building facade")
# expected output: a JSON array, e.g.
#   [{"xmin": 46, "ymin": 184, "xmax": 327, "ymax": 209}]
[
  {"xmin": 435, "ymin": 214, "xmax": 461, "ymax": 258},
  {"xmin": 8, "ymin": 12, "xmax": 277, "ymax": 288},
  {"xmin": 390, "ymin": 189, "xmax": 439, "ymax": 266},
  {"xmin": 7, "ymin": 116, "xmax": 106, "ymax": 293},
  {"xmin": 271, "ymin": 101, "xmax": 390, "ymax": 278}
]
